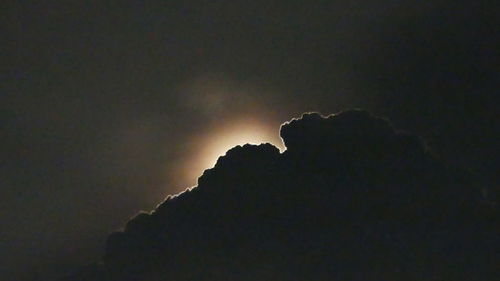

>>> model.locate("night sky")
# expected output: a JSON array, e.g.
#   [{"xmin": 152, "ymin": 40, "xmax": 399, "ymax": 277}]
[{"xmin": 2, "ymin": 1, "xmax": 498, "ymax": 280}]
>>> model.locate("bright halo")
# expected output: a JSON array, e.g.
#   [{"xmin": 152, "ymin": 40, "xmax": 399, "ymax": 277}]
[{"xmin": 184, "ymin": 119, "xmax": 284, "ymax": 186}]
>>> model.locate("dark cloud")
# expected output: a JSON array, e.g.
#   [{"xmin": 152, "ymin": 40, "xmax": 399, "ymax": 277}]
[{"xmin": 64, "ymin": 110, "xmax": 497, "ymax": 281}]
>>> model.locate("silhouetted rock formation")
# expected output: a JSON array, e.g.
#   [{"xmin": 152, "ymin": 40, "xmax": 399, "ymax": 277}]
[{"xmin": 64, "ymin": 110, "xmax": 497, "ymax": 281}]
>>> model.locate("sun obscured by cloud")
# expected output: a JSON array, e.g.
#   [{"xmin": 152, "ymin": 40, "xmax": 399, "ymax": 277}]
[
  {"xmin": 170, "ymin": 116, "xmax": 285, "ymax": 191},
  {"xmin": 160, "ymin": 73, "xmax": 287, "ymax": 192},
  {"xmin": 199, "ymin": 121, "xmax": 285, "ymax": 168}
]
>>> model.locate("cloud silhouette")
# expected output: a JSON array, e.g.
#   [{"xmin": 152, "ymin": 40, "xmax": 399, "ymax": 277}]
[{"xmin": 64, "ymin": 110, "xmax": 497, "ymax": 281}]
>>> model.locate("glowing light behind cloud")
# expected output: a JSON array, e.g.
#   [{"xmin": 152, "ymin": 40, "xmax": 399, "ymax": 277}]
[
  {"xmin": 163, "ymin": 73, "xmax": 287, "ymax": 192},
  {"xmin": 177, "ymin": 117, "xmax": 285, "ymax": 190},
  {"xmin": 200, "ymin": 122, "xmax": 284, "ymax": 168}
]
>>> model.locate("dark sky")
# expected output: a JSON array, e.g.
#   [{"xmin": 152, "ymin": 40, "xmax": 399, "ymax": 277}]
[{"xmin": 1, "ymin": 1, "xmax": 498, "ymax": 280}]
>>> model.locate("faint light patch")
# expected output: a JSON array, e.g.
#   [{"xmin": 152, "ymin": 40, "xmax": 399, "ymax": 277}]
[{"xmin": 177, "ymin": 73, "xmax": 258, "ymax": 116}]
